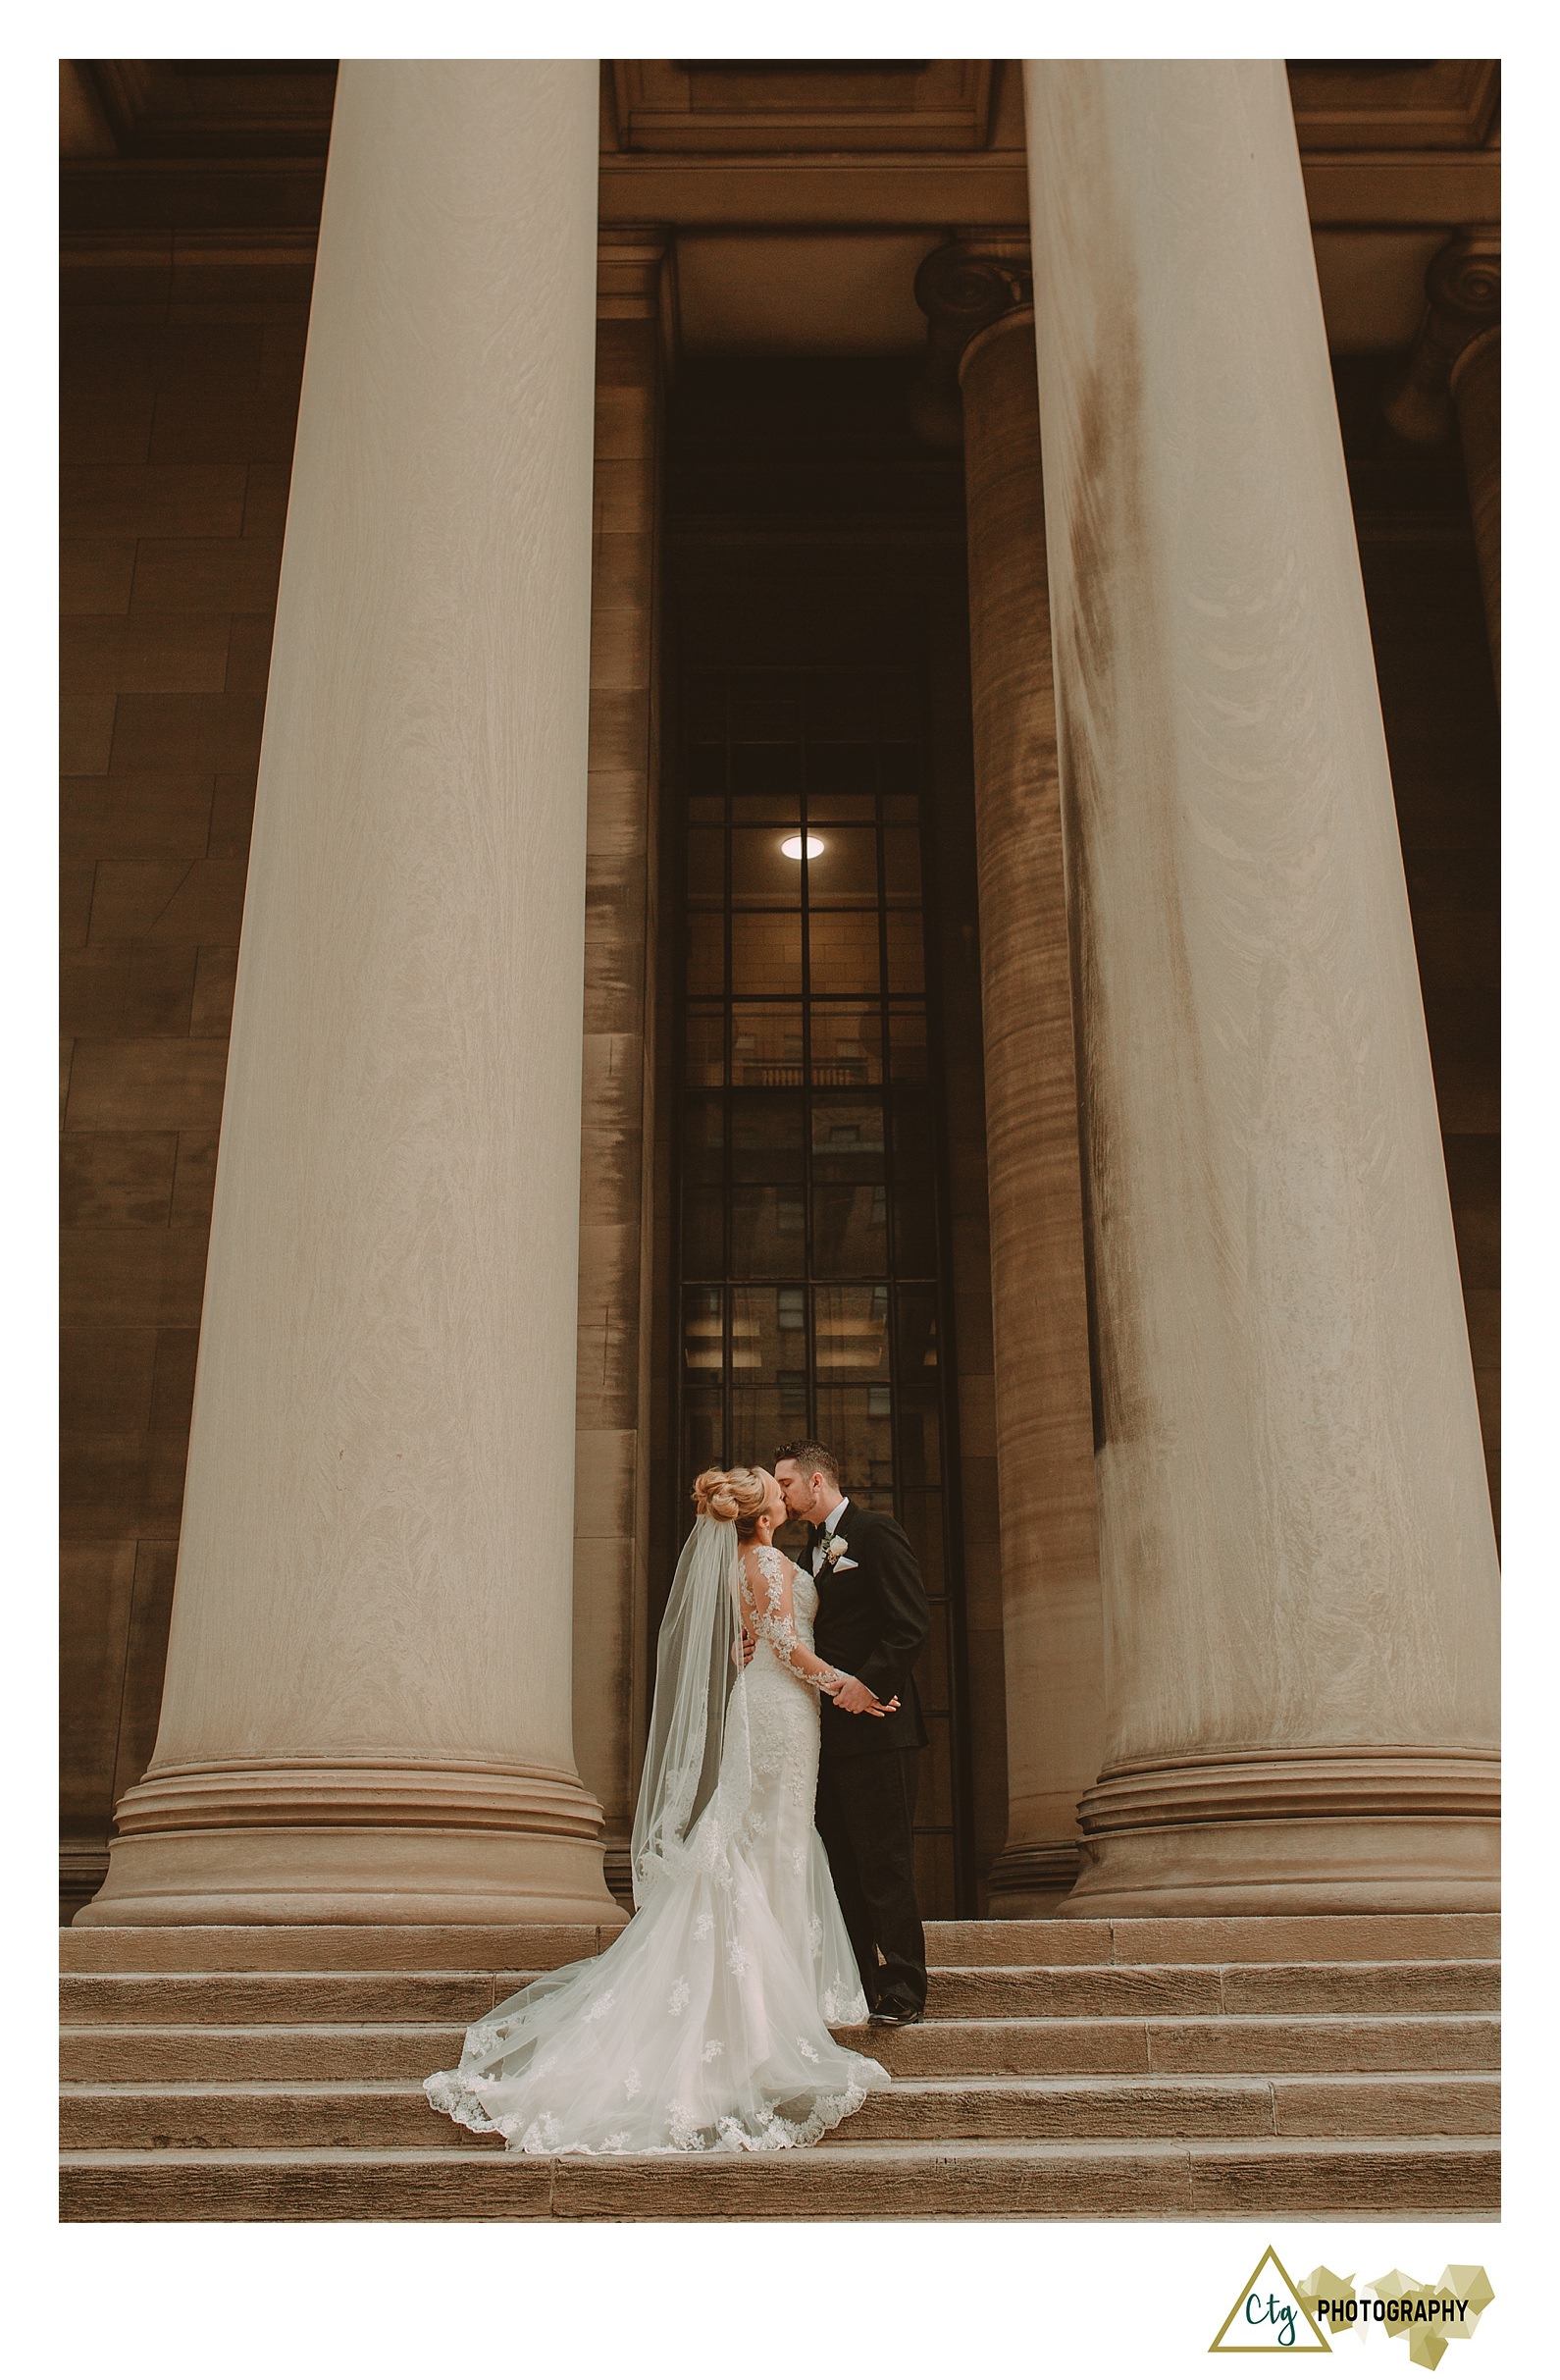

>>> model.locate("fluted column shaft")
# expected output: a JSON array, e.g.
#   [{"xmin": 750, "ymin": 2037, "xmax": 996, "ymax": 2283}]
[
  {"xmin": 1385, "ymin": 232, "xmax": 1500, "ymax": 692},
  {"xmin": 1451, "ymin": 327, "xmax": 1500, "ymax": 688},
  {"xmin": 82, "ymin": 61, "xmax": 619, "ymax": 1926},
  {"xmin": 917, "ymin": 247, "xmax": 1105, "ymax": 1913},
  {"xmin": 1023, "ymin": 61, "xmax": 1499, "ymax": 1916}
]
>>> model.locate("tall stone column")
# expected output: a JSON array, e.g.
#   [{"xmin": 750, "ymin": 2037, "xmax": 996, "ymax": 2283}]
[
  {"xmin": 1022, "ymin": 61, "xmax": 1499, "ymax": 1916},
  {"xmin": 1451, "ymin": 325, "xmax": 1500, "ymax": 689},
  {"xmin": 915, "ymin": 244, "xmax": 1105, "ymax": 1916},
  {"xmin": 81, "ymin": 61, "xmax": 620, "ymax": 1926},
  {"xmin": 573, "ymin": 231, "xmax": 671, "ymax": 1906},
  {"xmin": 1385, "ymin": 233, "xmax": 1500, "ymax": 690}
]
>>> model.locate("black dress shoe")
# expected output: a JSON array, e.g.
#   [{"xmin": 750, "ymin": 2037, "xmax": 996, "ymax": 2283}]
[{"xmin": 867, "ymin": 2004, "xmax": 924, "ymax": 2028}]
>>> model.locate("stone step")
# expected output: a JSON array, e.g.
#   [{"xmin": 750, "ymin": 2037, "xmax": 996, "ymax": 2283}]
[
  {"xmin": 57, "ymin": 2135, "xmax": 1501, "ymax": 2222},
  {"xmin": 61, "ymin": 2009, "xmax": 1499, "ymax": 2085},
  {"xmin": 57, "ymin": 1956, "xmax": 1500, "ymax": 2030},
  {"xmin": 61, "ymin": 1924, "xmax": 624, "ymax": 1976},
  {"xmin": 62, "ymin": 2023, "xmax": 469, "ymax": 2085},
  {"xmin": 932, "ymin": 1916, "xmax": 1499, "ymax": 1966},
  {"xmin": 844, "ymin": 2013, "xmax": 1502, "ymax": 2080},
  {"xmin": 59, "ymin": 1911, "xmax": 1499, "ymax": 1975},
  {"xmin": 59, "ymin": 2070, "xmax": 1501, "ymax": 2153},
  {"xmin": 62, "ymin": 1972, "xmax": 511, "ymax": 2028}
]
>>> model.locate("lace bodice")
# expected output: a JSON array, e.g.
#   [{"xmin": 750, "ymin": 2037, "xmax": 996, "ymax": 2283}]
[{"xmin": 745, "ymin": 1543, "xmax": 846, "ymax": 1693}]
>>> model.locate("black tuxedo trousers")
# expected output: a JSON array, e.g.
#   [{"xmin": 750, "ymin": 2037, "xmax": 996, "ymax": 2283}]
[{"xmin": 808, "ymin": 1501, "xmax": 931, "ymax": 2014}]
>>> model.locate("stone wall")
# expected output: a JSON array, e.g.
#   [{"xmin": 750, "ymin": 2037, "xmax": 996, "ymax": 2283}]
[
  {"xmin": 572, "ymin": 236, "xmax": 670, "ymax": 1902},
  {"xmin": 1366, "ymin": 553, "xmax": 1499, "ymax": 1522},
  {"xmin": 59, "ymin": 234, "xmax": 314, "ymax": 1914},
  {"xmin": 1341, "ymin": 355, "xmax": 1500, "ymax": 1530}
]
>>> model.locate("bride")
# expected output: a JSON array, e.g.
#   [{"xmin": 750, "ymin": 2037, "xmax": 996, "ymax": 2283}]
[{"xmin": 423, "ymin": 1466, "xmax": 894, "ymax": 2153}]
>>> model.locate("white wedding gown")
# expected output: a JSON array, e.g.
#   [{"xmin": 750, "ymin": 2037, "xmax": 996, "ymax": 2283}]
[{"xmin": 424, "ymin": 1545, "xmax": 889, "ymax": 2153}]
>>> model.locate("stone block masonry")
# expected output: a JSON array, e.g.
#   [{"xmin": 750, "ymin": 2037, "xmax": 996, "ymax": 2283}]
[{"xmin": 60, "ymin": 234, "xmax": 315, "ymax": 1919}]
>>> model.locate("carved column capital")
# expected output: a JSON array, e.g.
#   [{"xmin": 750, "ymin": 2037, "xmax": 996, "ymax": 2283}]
[
  {"xmin": 914, "ymin": 239, "xmax": 1033, "ymax": 357},
  {"xmin": 1383, "ymin": 227, "xmax": 1501, "ymax": 687},
  {"xmin": 1426, "ymin": 228, "xmax": 1501, "ymax": 334},
  {"xmin": 1385, "ymin": 228, "xmax": 1500, "ymax": 448},
  {"xmin": 910, "ymin": 238, "xmax": 1033, "ymax": 444}
]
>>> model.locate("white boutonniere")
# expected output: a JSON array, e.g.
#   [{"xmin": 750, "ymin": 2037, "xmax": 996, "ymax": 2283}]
[{"xmin": 822, "ymin": 1532, "xmax": 858, "ymax": 1572}]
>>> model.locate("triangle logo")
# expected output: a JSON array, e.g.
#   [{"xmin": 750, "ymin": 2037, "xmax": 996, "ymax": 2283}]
[{"xmin": 1210, "ymin": 2247, "xmax": 1332, "ymax": 2353}]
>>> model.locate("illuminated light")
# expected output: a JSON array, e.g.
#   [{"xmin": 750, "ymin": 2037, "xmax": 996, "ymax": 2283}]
[{"xmin": 780, "ymin": 834, "xmax": 825, "ymax": 859}]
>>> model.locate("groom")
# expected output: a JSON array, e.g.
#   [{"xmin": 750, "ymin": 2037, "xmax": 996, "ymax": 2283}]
[{"xmin": 773, "ymin": 1441, "xmax": 931, "ymax": 2026}]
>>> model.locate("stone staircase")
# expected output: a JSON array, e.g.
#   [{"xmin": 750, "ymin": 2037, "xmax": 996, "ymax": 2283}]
[{"xmin": 60, "ymin": 1913, "xmax": 1499, "ymax": 2220}]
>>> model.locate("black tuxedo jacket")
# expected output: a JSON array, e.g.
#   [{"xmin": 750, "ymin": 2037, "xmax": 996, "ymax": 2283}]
[{"xmin": 807, "ymin": 1499, "xmax": 931, "ymax": 1764}]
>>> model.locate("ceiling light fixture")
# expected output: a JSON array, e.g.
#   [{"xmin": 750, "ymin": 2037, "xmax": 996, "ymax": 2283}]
[{"xmin": 780, "ymin": 833, "xmax": 825, "ymax": 859}]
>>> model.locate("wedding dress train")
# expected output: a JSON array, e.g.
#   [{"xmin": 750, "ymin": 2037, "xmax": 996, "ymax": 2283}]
[{"xmin": 423, "ymin": 1535, "xmax": 889, "ymax": 2154}]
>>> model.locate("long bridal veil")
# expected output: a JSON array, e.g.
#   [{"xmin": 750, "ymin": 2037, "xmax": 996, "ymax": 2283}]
[
  {"xmin": 423, "ymin": 1513, "xmax": 887, "ymax": 2154},
  {"xmin": 630, "ymin": 1510, "xmax": 750, "ymax": 1903}
]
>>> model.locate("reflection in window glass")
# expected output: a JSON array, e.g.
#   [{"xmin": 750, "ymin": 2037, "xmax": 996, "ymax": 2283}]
[
  {"xmin": 806, "ymin": 828, "xmax": 878, "ymax": 905},
  {"xmin": 886, "ymin": 911, "xmax": 925, "ymax": 993},
  {"xmin": 812, "ymin": 1097, "xmax": 886, "ymax": 1177},
  {"xmin": 732, "ymin": 791, "xmax": 803, "ymax": 827},
  {"xmin": 687, "ymin": 914, "xmax": 724, "ymax": 998},
  {"xmin": 812, "ymin": 1185, "xmax": 888, "ymax": 1279},
  {"xmin": 682, "ymin": 1285, "xmax": 723, "ymax": 1374},
  {"xmin": 684, "ymin": 1092, "xmax": 724, "ymax": 1181},
  {"xmin": 815, "ymin": 1284, "xmax": 891, "ymax": 1380},
  {"xmin": 808, "ymin": 911, "xmax": 881, "ymax": 996},
  {"xmin": 731, "ymin": 912, "xmax": 802, "ymax": 996},
  {"xmin": 682, "ymin": 1190, "xmax": 723, "ymax": 1280},
  {"xmin": 731, "ymin": 1003, "xmax": 804, "ymax": 1086},
  {"xmin": 686, "ymin": 827, "xmax": 725, "ymax": 905},
  {"xmin": 889, "ymin": 1007, "xmax": 929, "ymax": 1081},
  {"xmin": 884, "ymin": 826, "xmax": 922, "ymax": 902},
  {"xmin": 809, "ymin": 1004, "xmax": 881, "ymax": 1085},
  {"xmin": 732, "ymin": 1091, "xmax": 805, "ymax": 1183},
  {"xmin": 731, "ymin": 1187, "xmax": 808, "ymax": 1278},
  {"xmin": 732, "ymin": 827, "xmax": 806, "ymax": 905},
  {"xmin": 686, "ymin": 1008, "xmax": 725, "ymax": 1085}
]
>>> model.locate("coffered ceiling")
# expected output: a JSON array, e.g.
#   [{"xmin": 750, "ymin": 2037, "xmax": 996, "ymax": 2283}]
[
  {"xmin": 1284, "ymin": 59, "xmax": 1498, "ymax": 149},
  {"xmin": 63, "ymin": 59, "xmax": 336, "ymax": 157},
  {"xmin": 61, "ymin": 59, "xmax": 1498, "ymax": 359},
  {"xmin": 609, "ymin": 60, "xmax": 996, "ymax": 151},
  {"xmin": 63, "ymin": 56, "xmax": 1500, "ymax": 175}
]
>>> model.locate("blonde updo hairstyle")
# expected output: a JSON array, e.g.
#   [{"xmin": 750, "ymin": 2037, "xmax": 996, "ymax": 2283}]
[{"xmin": 692, "ymin": 1465, "xmax": 773, "ymax": 1542}]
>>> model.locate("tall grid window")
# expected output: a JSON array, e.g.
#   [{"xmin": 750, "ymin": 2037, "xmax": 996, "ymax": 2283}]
[{"xmin": 675, "ymin": 663, "xmax": 968, "ymax": 1912}]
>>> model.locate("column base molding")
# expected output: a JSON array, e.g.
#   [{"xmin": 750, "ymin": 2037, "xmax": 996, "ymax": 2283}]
[
  {"xmin": 77, "ymin": 1758, "xmax": 622, "ymax": 1927},
  {"xmin": 60, "ymin": 1836, "xmax": 111, "ymax": 1925},
  {"xmin": 1078, "ymin": 1743, "xmax": 1499, "ymax": 1833},
  {"xmin": 984, "ymin": 1838, "xmax": 1082, "ymax": 1917},
  {"xmin": 599, "ymin": 1834, "xmax": 636, "ymax": 1913},
  {"xmin": 1061, "ymin": 1745, "xmax": 1499, "ymax": 1918}
]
